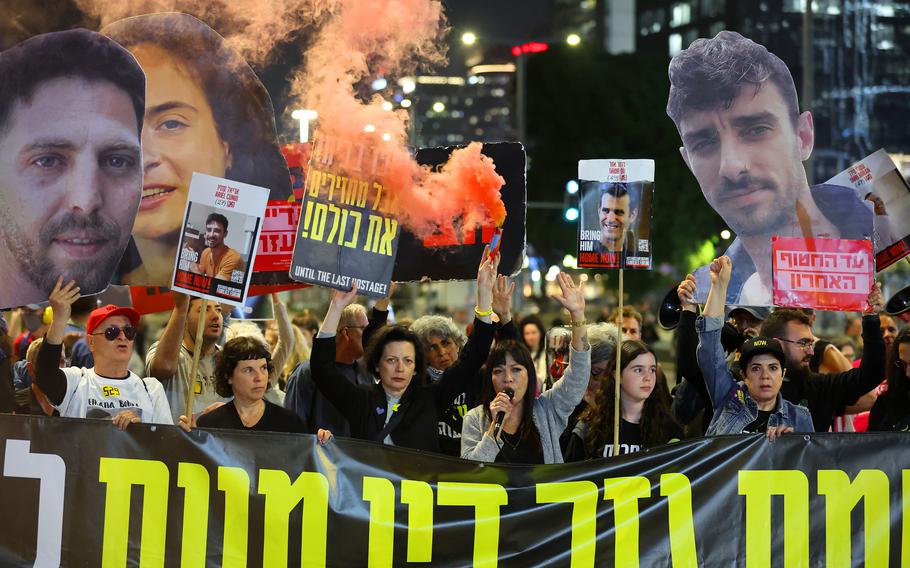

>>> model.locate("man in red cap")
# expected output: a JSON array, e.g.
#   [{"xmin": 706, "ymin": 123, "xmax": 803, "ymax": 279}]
[{"xmin": 35, "ymin": 277, "xmax": 172, "ymax": 428}]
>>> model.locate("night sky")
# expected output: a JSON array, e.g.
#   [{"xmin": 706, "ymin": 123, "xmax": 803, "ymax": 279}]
[{"xmin": 442, "ymin": 0, "xmax": 553, "ymax": 44}]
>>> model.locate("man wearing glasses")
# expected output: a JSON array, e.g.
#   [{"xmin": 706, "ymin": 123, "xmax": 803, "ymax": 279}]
[
  {"xmin": 759, "ymin": 294, "xmax": 886, "ymax": 432},
  {"xmin": 35, "ymin": 278, "xmax": 172, "ymax": 428}
]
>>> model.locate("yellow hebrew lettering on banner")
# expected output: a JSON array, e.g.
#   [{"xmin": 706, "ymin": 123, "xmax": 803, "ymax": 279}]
[
  {"xmin": 258, "ymin": 469, "xmax": 329, "ymax": 568},
  {"xmin": 659, "ymin": 473, "xmax": 698, "ymax": 568},
  {"xmin": 603, "ymin": 476, "xmax": 651, "ymax": 568},
  {"xmin": 371, "ymin": 182, "xmax": 384, "ymax": 210},
  {"xmin": 401, "ymin": 480, "xmax": 434, "ymax": 563},
  {"xmin": 817, "ymin": 469, "xmax": 889, "ymax": 568},
  {"xmin": 219, "ymin": 467, "xmax": 250, "ymax": 568},
  {"xmin": 311, "ymin": 203, "xmax": 328, "ymax": 242},
  {"xmin": 536, "ymin": 481, "xmax": 598, "ymax": 568},
  {"xmin": 379, "ymin": 218, "xmax": 397, "ymax": 256},
  {"xmin": 300, "ymin": 200, "xmax": 314, "ymax": 239},
  {"xmin": 437, "ymin": 482, "xmax": 508, "ymax": 568},
  {"xmin": 177, "ymin": 463, "xmax": 210, "ymax": 568},
  {"xmin": 365, "ymin": 214, "xmax": 383, "ymax": 254},
  {"xmin": 326, "ymin": 204, "xmax": 342, "ymax": 244},
  {"xmin": 363, "ymin": 477, "xmax": 395, "ymax": 568},
  {"xmin": 738, "ymin": 470, "xmax": 809, "ymax": 568},
  {"xmin": 98, "ymin": 458, "xmax": 169, "ymax": 568}
]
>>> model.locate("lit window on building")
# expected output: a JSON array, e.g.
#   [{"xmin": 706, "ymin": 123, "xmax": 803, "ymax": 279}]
[
  {"xmin": 669, "ymin": 33, "xmax": 683, "ymax": 56},
  {"xmin": 670, "ymin": 2, "xmax": 692, "ymax": 27}
]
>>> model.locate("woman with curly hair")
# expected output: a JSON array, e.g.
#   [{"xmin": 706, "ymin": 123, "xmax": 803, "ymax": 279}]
[
  {"xmin": 103, "ymin": 13, "xmax": 291, "ymax": 285},
  {"xmin": 180, "ymin": 336, "xmax": 329, "ymax": 441},
  {"xmin": 564, "ymin": 340, "xmax": 682, "ymax": 460}
]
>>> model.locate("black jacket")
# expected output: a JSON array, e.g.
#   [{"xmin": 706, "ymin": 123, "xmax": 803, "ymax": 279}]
[
  {"xmin": 311, "ymin": 318, "xmax": 494, "ymax": 453},
  {"xmin": 780, "ymin": 315, "xmax": 885, "ymax": 432}
]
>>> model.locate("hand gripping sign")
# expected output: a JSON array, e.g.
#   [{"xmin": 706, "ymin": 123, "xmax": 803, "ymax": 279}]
[{"xmin": 577, "ymin": 159, "xmax": 655, "ymax": 270}]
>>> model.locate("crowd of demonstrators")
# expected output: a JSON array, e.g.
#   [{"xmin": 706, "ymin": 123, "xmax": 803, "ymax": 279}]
[
  {"xmin": 308, "ymin": 252, "xmax": 499, "ymax": 452},
  {"xmin": 518, "ymin": 315, "xmax": 548, "ymax": 387},
  {"xmin": 177, "ymin": 336, "xmax": 329, "ymax": 443},
  {"xmin": 695, "ymin": 257, "xmax": 814, "ymax": 440},
  {"xmin": 284, "ymin": 295, "xmax": 388, "ymax": 437},
  {"xmin": 565, "ymin": 340, "xmax": 682, "ymax": 460},
  {"xmin": 146, "ymin": 294, "xmax": 229, "ymax": 423},
  {"xmin": 558, "ymin": 322, "xmax": 617, "ymax": 454},
  {"xmin": 36, "ymin": 279, "xmax": 172, "ymax": 428},
  {"xmin": 543, "ymin": 326, "xmax": 572, "ymax": 392},
  {"xmin": 461, "ymin": 272, "xmax": 590, "ymax": 464},
  {"xmin": 410, "ymin": 274, "xmax": 516, "ymax": 456}
]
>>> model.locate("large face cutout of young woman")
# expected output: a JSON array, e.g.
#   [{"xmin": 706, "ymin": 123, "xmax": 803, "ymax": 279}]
[
  {"xmin": 619, "ymin": 352, "xmax": 657, "ymax": 405},
  {"xmin": 377, "ymin": 341, "xmax": 417, "ymax": 397},
  {"xmin": 491, "ymin": 352, "xmax": 530, "ymax": 406},
  {"xmin": 129, "ymin": 44, "xmax": 231, "ymax": 263}
]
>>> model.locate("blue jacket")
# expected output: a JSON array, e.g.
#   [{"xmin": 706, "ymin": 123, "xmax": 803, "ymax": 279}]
[{"xmin": 696, "ymin": 315, "xmax": 814, "ymax": 435}]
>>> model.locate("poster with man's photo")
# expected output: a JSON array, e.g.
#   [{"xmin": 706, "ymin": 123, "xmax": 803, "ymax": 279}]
[
  {"xmin": 823, "ymin": 149, "xmax": 910, "ymax": 271},
  {"xmin": 577, "ymin": 159, "xmax": 654, "ymax": 270},
  {"xmin": 171, "ymin": 173, "xmax": 269, "ymax": 306}
]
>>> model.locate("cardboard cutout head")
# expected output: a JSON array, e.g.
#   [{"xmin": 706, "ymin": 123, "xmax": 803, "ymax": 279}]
[
  {"xmin": 0, "ymin": 29, "xmax": 145, "ymax": 309},
  {"xmin": 103, "ymin": 13, "xmax": 291, "ymax": 287},
  {"xmin": 667, "ymin": 31, "xmax": 872, "ymax": 306}
]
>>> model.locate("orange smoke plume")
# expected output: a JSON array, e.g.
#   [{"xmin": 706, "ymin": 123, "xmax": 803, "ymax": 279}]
[{"xmin": 298, "ymin": 0, "xmax": 507, "ymax": 239}]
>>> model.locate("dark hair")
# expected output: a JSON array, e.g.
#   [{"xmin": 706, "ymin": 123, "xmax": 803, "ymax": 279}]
[
  {"xmin": 580, "ymin": 340, "xmax": 677, "ymax": 455},
  {"xmin": 214, "ymin": 336, "xmax": 273, "ymax": 397},
  {"xmin": 519, "ymin": 315, "xmax": 546, "ymax": 354},
  {"xmin": 206, "ymin": 212, "xmax": 229, "ymax": 231},
  {"xmin": 103, "ymin": 14, "xmax": 291, "ymax": 199},
  {"xmin": 292, "ymin": 310, "xmax": 321, "ymax": 334},
  {"xmin": 364, "ymin": 325, "xmax": 427, "ymax": 387},
  {"xmin": 0, "ymin": 29, "xmax": 144, "ymax": 136},
  {"xmin": 883, "ymin": 328, "xmax": 910, "ymax": 401},
  {"xmin": 667, "ymin": 30, "xmax": 799, "ymax": 128},
  {"xmin": 760, "ymin": 309, "xmax": 813, "ymax": 340},
  {"xmin": 478, "ymin": 340, "xmax": 541, "ymax": 449},
  {"xmin": 612, "ymin": 306, "xmax": 643, "ymax": 327}
]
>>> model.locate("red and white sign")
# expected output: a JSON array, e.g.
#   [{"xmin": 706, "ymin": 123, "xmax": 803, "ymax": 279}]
[{"xmin": 772, "ymin": 237, "xmax": 874, "ymax": 311}]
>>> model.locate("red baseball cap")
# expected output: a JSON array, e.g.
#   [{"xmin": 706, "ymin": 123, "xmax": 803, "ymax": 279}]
[{"xmin": 86, "ymin": 305, "xmax": 140, "ymax": 335}]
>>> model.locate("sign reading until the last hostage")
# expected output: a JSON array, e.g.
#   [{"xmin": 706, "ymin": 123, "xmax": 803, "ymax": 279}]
[{"xmin": 288, "ymin": 134, "xmax": 400, "ymax": 297}]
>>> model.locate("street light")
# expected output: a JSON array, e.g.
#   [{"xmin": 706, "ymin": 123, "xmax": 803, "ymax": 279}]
[
  {"xmin": 432, "ymin": 101, "xmax": 446, "ymax": 112},
  {"xmin": 290, "ymin": 109, "xmax": 318, "ymax": 143},
  {"xmin": 566, "ymin": 33, "xmax": 581, "ymax": 47},
  {"xmin": 461, "ymin": 32, "xmax": 477, "ymax": 45},
  {"xmin": 400, "ymin": 99, "xmax": 412, "ymax": 108}
]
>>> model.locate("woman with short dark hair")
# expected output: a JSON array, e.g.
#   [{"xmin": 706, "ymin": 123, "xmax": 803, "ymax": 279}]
[
  {"xmin": 309, "ymin": 253, "xmax": 500, "ymax": 452},
  {"xmin": 181, "ymin": 336, "xmax": 328, "ymax": 439}
]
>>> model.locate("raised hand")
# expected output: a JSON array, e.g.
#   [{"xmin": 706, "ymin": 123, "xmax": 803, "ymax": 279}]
[
  {"xmin": 330, "ymin": 285, "xmax": 359, "ymax": 310},
  {"xmin": 709, "ymin": 256, "xmax": 732, "ymax": 286},
  {"xmin": 677, "ymin": 274, "xmax": 697, "ymax": 308},
  {"xmin": 48, "ymin": 277, "xmax": 80, "ymax": 326},
  {"xmin": 865, "ymin": 281, "xmax": 884, "ymax": 315},
  {"xmin": 552, "ymin": 272, "xmax": 585, "ymax": 320},
  {"xmin": 491, "ymin": 275, "xmax": 516, "ymax": 322},
  {"xmin": 112, "ymin": 409, "xmax": 141, "ymax": 431}
]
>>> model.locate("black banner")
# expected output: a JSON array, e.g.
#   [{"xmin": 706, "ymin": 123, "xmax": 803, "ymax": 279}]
[{"xmin": 0, "ymin": 414, "xmax": 903, "ymax": 566}]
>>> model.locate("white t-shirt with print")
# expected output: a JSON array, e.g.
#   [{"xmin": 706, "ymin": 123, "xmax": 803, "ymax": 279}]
[{"xmin": 54, "ymin": 367, "xmax": 173, "ymax": 425}]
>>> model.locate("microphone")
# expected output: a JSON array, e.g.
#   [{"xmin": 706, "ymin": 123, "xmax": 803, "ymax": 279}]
[{"xmin": 493, "ymin": 387, "xmax": 515, "ymax": 439}]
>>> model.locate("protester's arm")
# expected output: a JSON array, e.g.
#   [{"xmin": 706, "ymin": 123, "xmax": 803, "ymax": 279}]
[
  {"xmin": 542, "ymin": 272, "xmax": 591, "ymax": 420},
  {"xmin": 268, "ymin": 295, "xmax": 294, "ymax": 386},
  {"xmin": 491, "ymin": 274, "xmax": 515, "ymax": 326},
  {"xmin": 36, "ymin": 278, "xmax": 79, "ymax": 406},
  {"xmin": 695, "ymin": 257, "xmax": 737, "ymax": 410},
  {"xmin": 823, "ymin": 284, "xmax": 886, "ymax": 406},
  {"xmin": 364, "ymin": 285, "xmax": 393, "ymax": 349},
  {"xmin": 147, "ymin": 292, "xmax": 190, "ymax": 383},
  {"xmin": 676, "ymin": 274, "xmax": 710, "ymax": 394},
  {"xmin": 460, "ymin": 406, "xmax": 500, "ymax": 462},
  {"xmin": 311, "ymin": 289, "xmax": 369, "ymax": 422},
  {"xmin": 432, "ymin": 254, "xmax": 499, "ymax": 405}
]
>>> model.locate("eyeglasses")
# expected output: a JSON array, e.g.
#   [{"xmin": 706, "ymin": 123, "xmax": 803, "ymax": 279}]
[
  {"xmin": 344, "ymin": 325, "xmax": 368, "ymax": 331},
  {"xmin": 92, "ymin": 325, "xmax": 137, "ymax": 341},
  {"xmin": 776, "ymin": 337, "xmax": 814, "ymax": 350}
]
